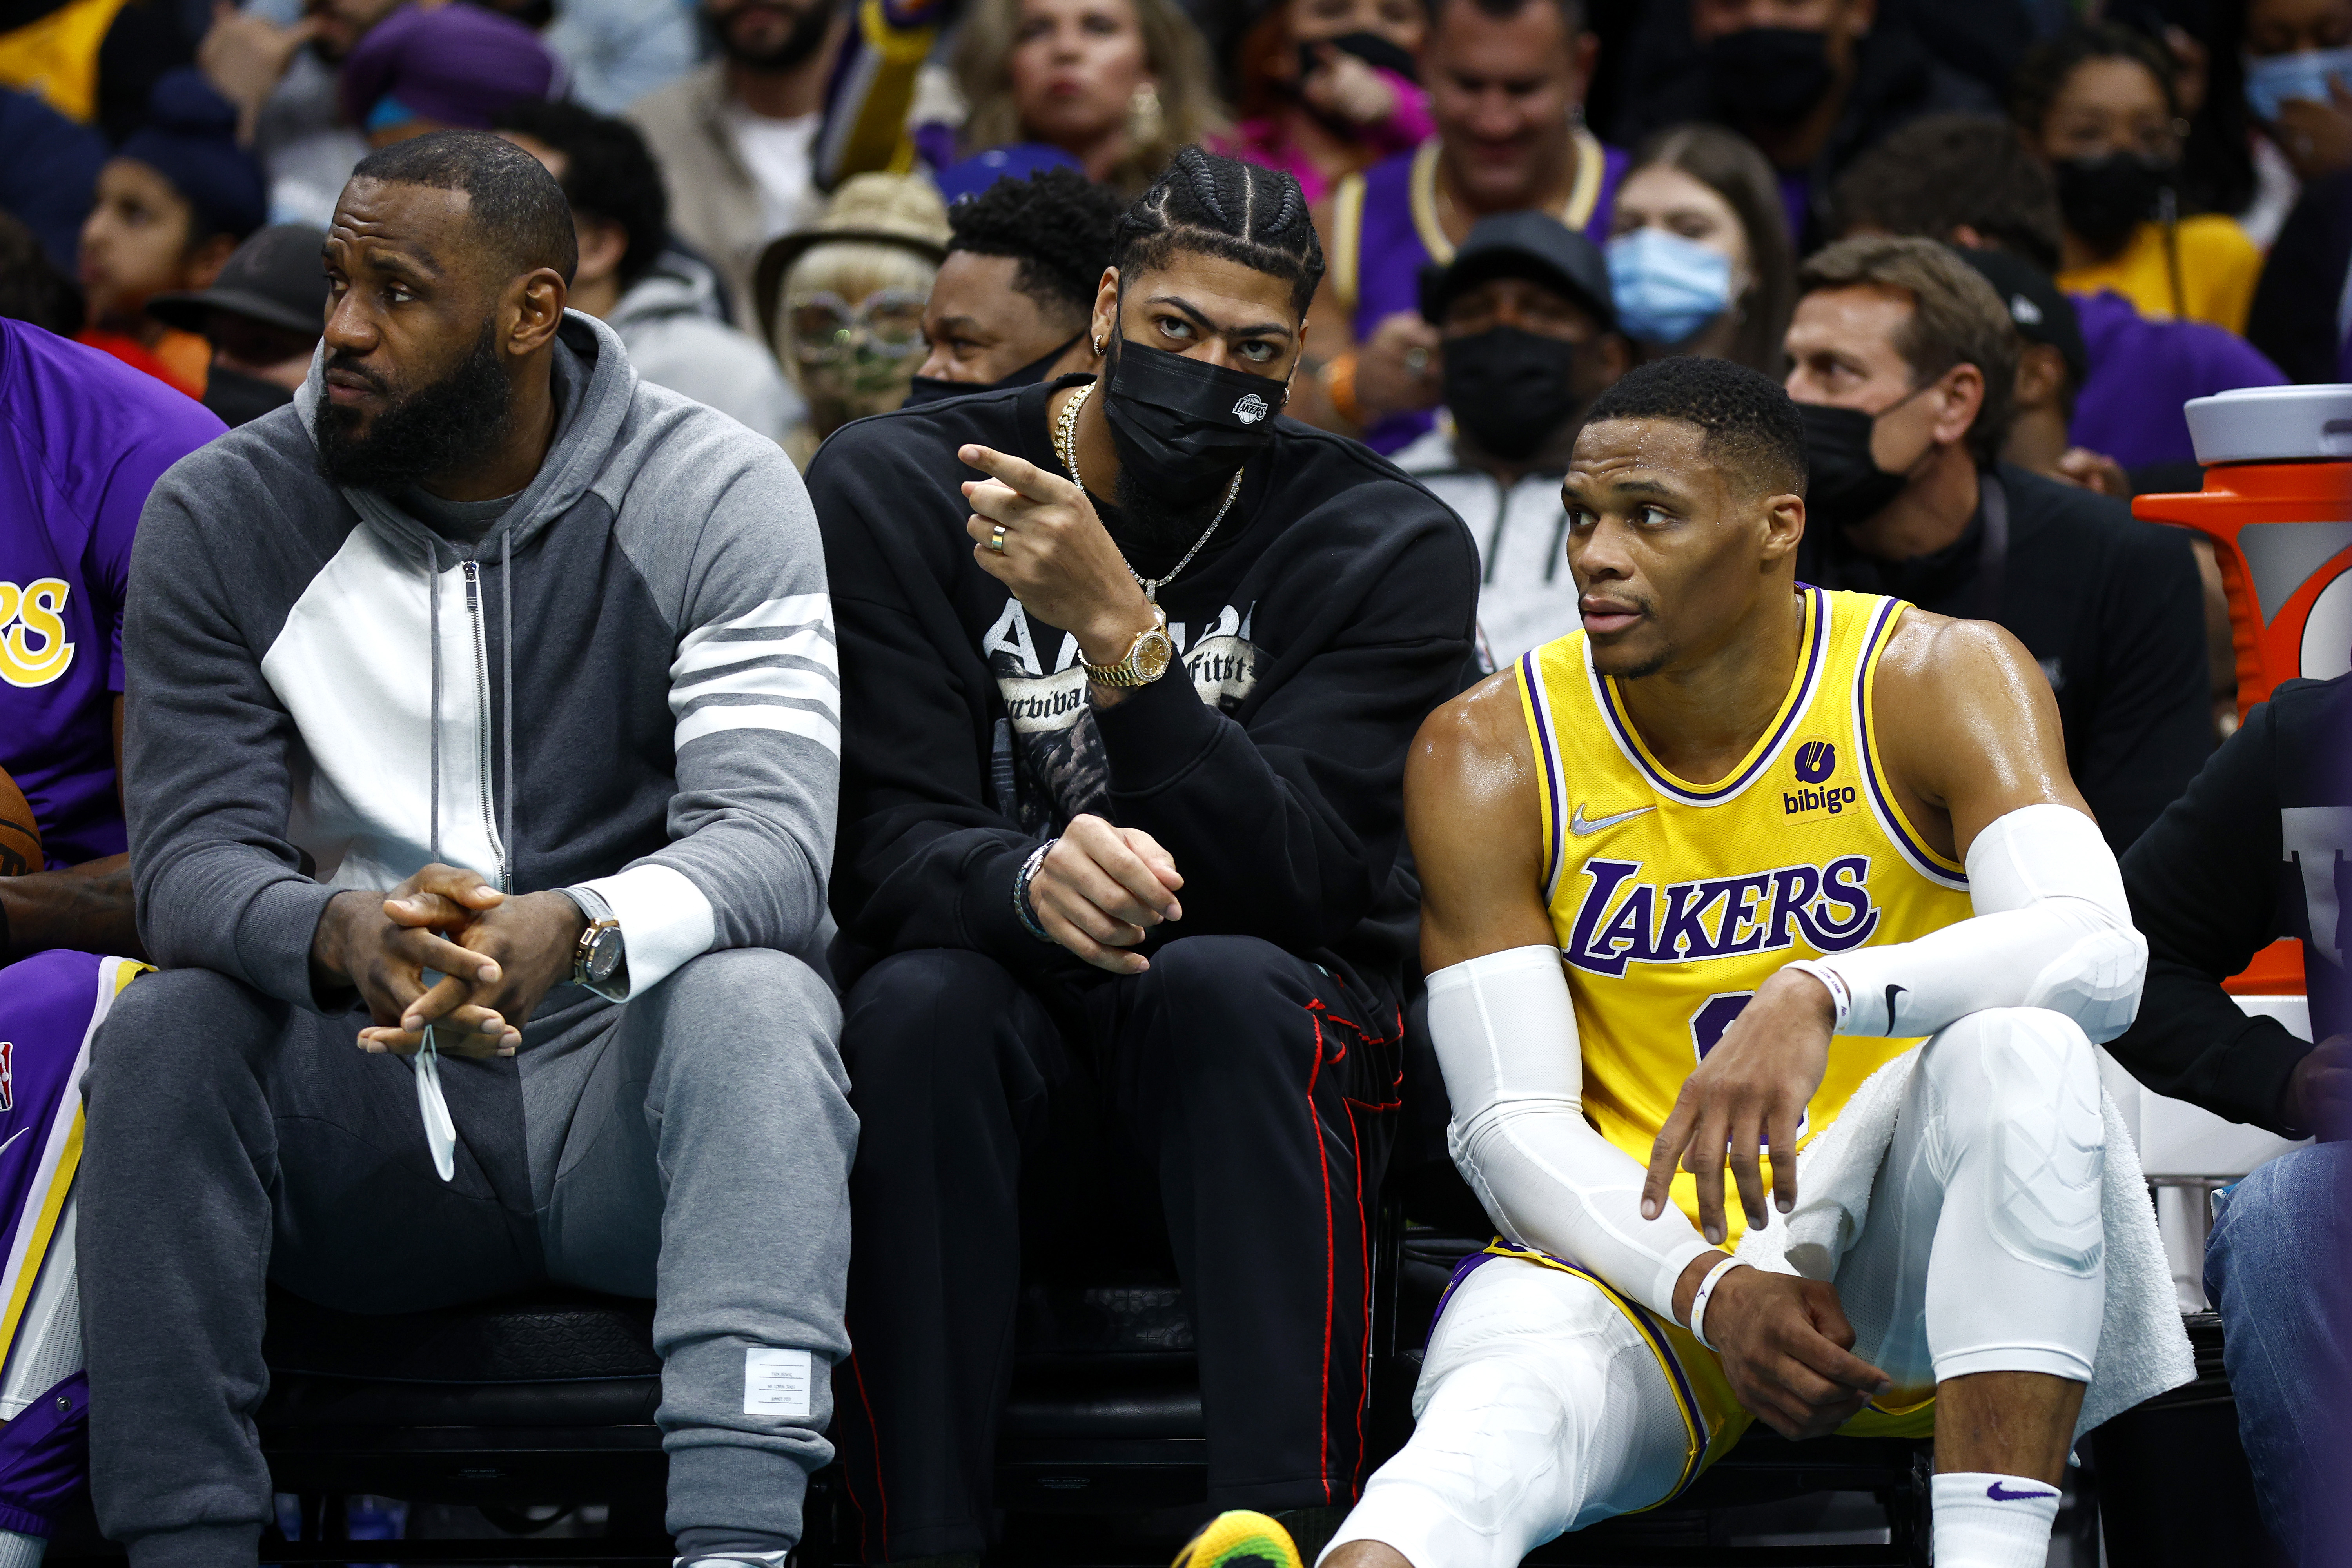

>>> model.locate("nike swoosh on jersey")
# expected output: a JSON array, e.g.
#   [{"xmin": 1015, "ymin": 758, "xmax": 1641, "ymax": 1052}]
[{"xmin": 1570, "ymin": 804, "xmax": 1657, "ymax": 837}]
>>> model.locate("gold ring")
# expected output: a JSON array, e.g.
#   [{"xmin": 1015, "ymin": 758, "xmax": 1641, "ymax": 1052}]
[{"xmin": 988, "ymin": 524, "xmax": 1007, "ymax": 554}]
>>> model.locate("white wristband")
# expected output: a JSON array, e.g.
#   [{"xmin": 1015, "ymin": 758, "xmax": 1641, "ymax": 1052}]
[
  {"xmin": 1785, "ymin": 958, "xmax": 1851, "ymax": 1033},
  {"xmin": 1686, "ymin": 1255, "xmax": 1744, "ymax": 1352}
]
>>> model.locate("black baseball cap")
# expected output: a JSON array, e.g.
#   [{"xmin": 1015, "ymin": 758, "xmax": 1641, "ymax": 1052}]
[
  {"xmin": 1953, "ymin": 243, "xmax": 2088, "ymax": 392},
  {"xmin": 1419, "ymin": 210, "xmax": 1616, "ymax": 332},
  {"xmin": 148, "ymin": 223, "xmax": 329, "ymax": 338}
]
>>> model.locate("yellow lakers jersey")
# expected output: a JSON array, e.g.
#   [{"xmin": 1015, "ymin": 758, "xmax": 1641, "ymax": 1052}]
[{"xmin": 1516, "ymin": 586, "xmax": 1973, "ymax": 1247}]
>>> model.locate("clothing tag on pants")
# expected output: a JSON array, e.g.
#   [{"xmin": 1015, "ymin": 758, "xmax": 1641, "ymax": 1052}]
[{"xmin": 744, "ymin": 1348, "xmax": 812, "ymax": 1418}]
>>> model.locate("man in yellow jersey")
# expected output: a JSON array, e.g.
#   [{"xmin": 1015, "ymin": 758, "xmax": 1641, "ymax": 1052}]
[{"xmin": 1321, "ymin": 356, "xmax": 2183, "ymax": 1568}]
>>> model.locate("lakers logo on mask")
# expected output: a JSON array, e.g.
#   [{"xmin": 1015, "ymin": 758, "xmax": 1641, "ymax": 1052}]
[
  {"xmin": 0, "ymin": 579, "xmax": 74, "ymax": 688},
  {"xmin": 1231, "ymin": 392, "xmax": 1270, "ymax": 425}
]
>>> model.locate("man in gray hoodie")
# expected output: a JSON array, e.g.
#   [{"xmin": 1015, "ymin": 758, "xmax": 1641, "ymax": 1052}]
[{"xmin": 79, "ymin": 130, "xmax": 852, "ymax": 1568}]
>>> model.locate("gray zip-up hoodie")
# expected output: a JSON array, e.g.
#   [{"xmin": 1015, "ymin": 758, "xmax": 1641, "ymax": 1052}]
[{"xmin": 123, "ymin": 310, "xmax": 837, "ymax": 1009}]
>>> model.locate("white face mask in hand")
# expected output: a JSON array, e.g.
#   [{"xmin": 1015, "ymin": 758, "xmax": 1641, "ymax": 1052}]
[{"xmin": 416, "ymin": 1025, "xmax": 458, "ymax": 1183}]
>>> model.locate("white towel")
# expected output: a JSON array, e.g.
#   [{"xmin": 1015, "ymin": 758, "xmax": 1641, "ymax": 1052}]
[{"xmin": 1731, "ymin": 1044, "xmax": 2194, "ymax": 1439}]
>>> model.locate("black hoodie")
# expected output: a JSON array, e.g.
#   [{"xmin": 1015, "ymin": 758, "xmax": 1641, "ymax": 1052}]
[{"xmin": 811, "ymin": 376, "xmax": 1479, "ymax": 1006}]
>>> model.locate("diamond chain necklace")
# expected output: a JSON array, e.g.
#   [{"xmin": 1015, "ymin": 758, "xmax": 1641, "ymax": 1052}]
[{"xmin": 1054, "ymin": 381, "xmax": 1243, "ymax": 603}]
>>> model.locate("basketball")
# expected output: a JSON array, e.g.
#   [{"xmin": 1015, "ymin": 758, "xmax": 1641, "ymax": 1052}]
[{"xmin": 0, "ymin": 765, "xmax": 39, "ymax": 878}]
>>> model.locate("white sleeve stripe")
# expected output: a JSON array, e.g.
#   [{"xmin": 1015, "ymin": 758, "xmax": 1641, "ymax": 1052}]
[
  {"xmin": 668, "ymin": 663, "xmax": 840, "ymax": 713},
  {"xmin": 670, "ymin": 654, "xmax": 840, "ymax": 695},
  {"xmin": 675, "ymin": 704, "xmax": 842, "ymax": 755},
  {"xmin": 678, "ymin": 693, "xmax": 838, "ymax": 724},
  {"xmin": 674, "ymin": 594, "xmax": 833, "ymax": 659},
  {"xmin": 673, "ymin": 627, "xmax": 839, "ymax": 679}
]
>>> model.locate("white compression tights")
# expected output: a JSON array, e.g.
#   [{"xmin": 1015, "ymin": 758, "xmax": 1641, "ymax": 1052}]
[{"xmin": 1327, "ymin": 1006, "xmax": 2107, "ymax": 1568}]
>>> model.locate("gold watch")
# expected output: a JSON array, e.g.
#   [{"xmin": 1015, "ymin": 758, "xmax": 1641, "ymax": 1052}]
[{"xmin": 1081, "ymin": 602, "xmax": 1175, "ymax": 688}]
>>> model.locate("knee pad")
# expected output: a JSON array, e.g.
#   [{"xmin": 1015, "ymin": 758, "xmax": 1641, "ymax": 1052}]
[{"xmin": 1949, "ymin": 1010, "xmax": 2105, "ymax": 1276}]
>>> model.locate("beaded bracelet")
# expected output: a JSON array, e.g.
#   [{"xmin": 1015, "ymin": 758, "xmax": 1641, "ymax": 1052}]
[{"xmin": 1013, "ymin": 839, "xmax": 1056, "ymax": 943}]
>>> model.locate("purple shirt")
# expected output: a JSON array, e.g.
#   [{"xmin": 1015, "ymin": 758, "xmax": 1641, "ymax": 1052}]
[
  {"xmin": 1347, "ymin": 135, "xmax": 1627, "ymax": 454},
  {"xmin": 2068, "ymin": 290, "xmax": 2288, "ymax": 470},
  {"xmin": 0, "ymin": 321, "xmax": 222, "ymax": 868}
]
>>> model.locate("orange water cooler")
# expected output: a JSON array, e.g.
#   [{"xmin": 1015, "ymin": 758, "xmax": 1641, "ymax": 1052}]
[{"xmin": 2132, "ymin": 383, "xmax": 2352, "ymax": 996}]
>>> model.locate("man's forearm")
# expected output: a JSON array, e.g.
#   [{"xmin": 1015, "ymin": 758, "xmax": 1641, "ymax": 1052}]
[{"xmin": 0, "ymin": 857, "xmax": 143, "ymax": 963}]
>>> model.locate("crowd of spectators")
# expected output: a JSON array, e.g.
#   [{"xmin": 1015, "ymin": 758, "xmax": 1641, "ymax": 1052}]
[
  {"xmin": 0, "ymin": 0, "xmax": 2347, "ymax": 1564},
  {"xmin": 6, "ymin": 0, "xmax": 2347, "ymax": 542}
]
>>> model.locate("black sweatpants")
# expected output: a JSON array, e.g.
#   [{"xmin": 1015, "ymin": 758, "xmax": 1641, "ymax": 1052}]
[{"xmin": 830, "ymin": 935, "xmax": 1402, "ymax": 1562}]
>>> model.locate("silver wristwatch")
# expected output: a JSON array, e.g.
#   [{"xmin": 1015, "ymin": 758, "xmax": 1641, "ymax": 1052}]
[{"xmin": 559, "ymin": 884, "xmax": 630, "ymax": 1000}]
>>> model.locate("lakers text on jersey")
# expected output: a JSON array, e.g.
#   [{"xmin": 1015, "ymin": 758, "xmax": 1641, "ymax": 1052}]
[{"xmin": 1517, "ymin": 588, "xmax": 1973, "ymax": 1246}]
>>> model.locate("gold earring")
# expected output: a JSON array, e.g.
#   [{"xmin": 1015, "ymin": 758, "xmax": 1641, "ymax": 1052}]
[{"xmin": 1126, "ymin": 82, "xmax": 1164, "ymax": 148}]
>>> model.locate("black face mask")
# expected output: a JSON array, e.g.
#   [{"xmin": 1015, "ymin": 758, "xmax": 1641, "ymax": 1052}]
[
  {"xmin": 2053, "ymin": 152, "xmax": 2171, "ymax": 254},
  {"xmin": 900, "ymin": 332, "xmax": 1083, "ymax": 409},
  {"xmin": 1297, "ymin": 29, "xmax": 1419, "ymax": 85},
  {"xmin": 1797, "ymin": 401, "xmax": 1913, "ymax": 534},
  {"xmin": 1704, "ymin": 28, "xmax": 1836, "ymax": 126},
  {"xmin": 1100, "ymin": 335, "xmax": 1287, "ymax": 505},
  {"xmin": 1441, "ymin": 327, "xmax": 1580, "ymax": 462}
]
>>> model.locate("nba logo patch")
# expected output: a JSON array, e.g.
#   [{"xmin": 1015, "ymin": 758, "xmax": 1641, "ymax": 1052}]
[
  {"xmin": 1794, "ymin": 740, "xmax": 1837, "ymax": 784},
  {"xmin": 1, "ymin": 1038, "xmax": 15, "ymax": 1112}
]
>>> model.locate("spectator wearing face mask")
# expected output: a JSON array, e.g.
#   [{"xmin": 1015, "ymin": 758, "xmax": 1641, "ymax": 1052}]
[
  {"xmin": 77, "ymin": 69, "xmax": 269, "ymax": 401},
  {"xmin": 1783, "ymin": 235, "xmax": 2210, "ymax": 853},
  {"xmin": 1217, "ymin": 0, "xmax": 1433, "ymax": 207},
  {"xmin": 1604, "ymin": 122, "xmax": 1793, "ymax": 379},
  {"xmin": 1831, "ymin": 113, "xmax": 2288, "ymax": 475},
  {"xmin": 1618, "ymin": 0, "xmax": 1993, "ymax": 253},
  {"xmin": 2013, "ymin": 22, "xmax": 2265, "ymax": 335},
  {"xmin": 1302, "ymin": 0, "xmax": 1623, "ymax": 456},
  {"xmin": 2240, "ymin": 0, "xmax": 2352, "ymax": 210},
  {"xmin": 1391, "ymin": 213, "xmax": 1628, "ymax": 667},
  {"xmin": 905, "ymin": 166, "xmax": 1122, "ymax": 406}
]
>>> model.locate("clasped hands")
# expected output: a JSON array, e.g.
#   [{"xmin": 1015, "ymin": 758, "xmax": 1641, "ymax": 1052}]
[
  {"xmin": 309, "ymin": 863, "xmax": 585, "ymax": 1058},
  {"xmin": 1649, "ymin": 967, "xmax": 1895, "ymax": 1440}
]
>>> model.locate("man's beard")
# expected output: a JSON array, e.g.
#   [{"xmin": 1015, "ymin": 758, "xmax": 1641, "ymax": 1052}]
[
  {"xmin": 313, "ymin": 324, "xmax": 516, "ymax": 493},
  {"xmin": 717, "ymin": 0, "xmax": 836, "ymax": 70}
]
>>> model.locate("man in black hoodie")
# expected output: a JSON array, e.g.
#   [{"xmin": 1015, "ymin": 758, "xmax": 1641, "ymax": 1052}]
[{"xmin": 810, "ymin": 148, "xmax": 1478, "ymax": 1561}]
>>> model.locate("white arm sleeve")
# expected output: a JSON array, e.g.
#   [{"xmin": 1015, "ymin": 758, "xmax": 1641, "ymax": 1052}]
[
  {"xmin": 1790, "ymin": 802, "xmax": 2147, "ymax": 1044},
  {"xmin": 1432, "ymin": 945, "xmax": 1719, "ymax": 1321}
]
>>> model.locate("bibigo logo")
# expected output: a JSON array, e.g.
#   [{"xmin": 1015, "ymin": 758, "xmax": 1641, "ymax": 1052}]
[
  {"xmin": 1784, "ymin": 737, "xmax": 1855, "ymax": 817},
  {"xmin": 0, "ymin": 580, "xmax": 73, "ymax": 688}
]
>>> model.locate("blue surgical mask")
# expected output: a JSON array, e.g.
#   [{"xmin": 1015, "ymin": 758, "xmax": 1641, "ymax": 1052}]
[
  {"xmin": 2244, "ymin": 46, "xmax": 2352, "ymax": 123},
  {"xmin": 1606, "ymin": 227, "xmax": 1735, "ymax": 346}
]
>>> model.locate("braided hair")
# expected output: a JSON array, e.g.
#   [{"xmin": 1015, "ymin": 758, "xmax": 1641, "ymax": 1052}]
[{"xmin": 1109, "ymin": 147, "xmax": 1325, "ymax": 317}]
